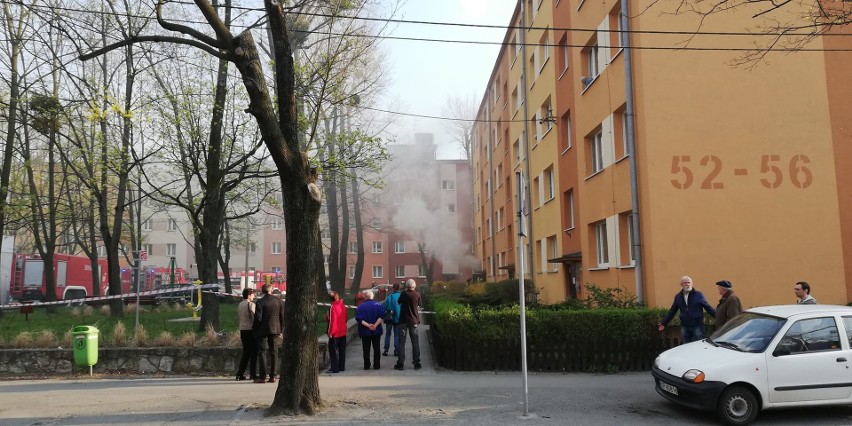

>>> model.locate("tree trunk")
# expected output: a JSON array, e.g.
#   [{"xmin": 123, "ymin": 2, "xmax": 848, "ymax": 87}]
[
  {"xmin": 350, "ymin": 176, "xmax": 364, "ymax": 292},
  {"xmin": 337, "ymin": 178, "xmax": 350, "ymax": 294}
]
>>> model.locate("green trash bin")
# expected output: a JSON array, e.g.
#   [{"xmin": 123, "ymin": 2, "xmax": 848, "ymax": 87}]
[{"xmin": 71, "ymin": 326, "xmax": 99, "ymax": 367}]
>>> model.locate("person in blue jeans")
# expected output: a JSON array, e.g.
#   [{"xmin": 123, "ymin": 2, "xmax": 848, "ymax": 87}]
[
  {"xmin": 382, "ymin": 282, "xmax": 402, "ymax": 356},
  {"xmin": 658, "ymin": 276, "xmax": 716, "ymax": 343}
]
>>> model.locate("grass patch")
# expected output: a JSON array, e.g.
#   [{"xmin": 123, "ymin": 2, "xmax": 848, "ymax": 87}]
[{"xmin": 1, "ymin": 296, "xmax": 349, "ymax": 348}]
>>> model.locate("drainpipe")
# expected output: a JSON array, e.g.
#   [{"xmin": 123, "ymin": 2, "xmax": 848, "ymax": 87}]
[
  {"xmin": 486, "ymin": 100, "xmax": 497, "ymax": 281},
  {"xmin": 519, "ymin": 0, "xmax": 535, "ymax": 279},
  {"xmin": 621, "ymin": 0, "xmax": 644, "ymax": 303}
]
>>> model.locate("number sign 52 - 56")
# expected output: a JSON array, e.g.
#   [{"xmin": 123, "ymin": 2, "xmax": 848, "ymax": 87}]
[{"xmin": 670, "ymin": 154, "xmax": 812, "ymax": 190}]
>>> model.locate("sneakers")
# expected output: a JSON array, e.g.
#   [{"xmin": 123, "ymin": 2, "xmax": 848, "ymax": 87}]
[
  {"xmin": 393, "ymin": 364, "xmax": 404, "ymax": 371},
  {"xmin": 414, "ymin": 363, "xmax": 422, "ymax": 370}
]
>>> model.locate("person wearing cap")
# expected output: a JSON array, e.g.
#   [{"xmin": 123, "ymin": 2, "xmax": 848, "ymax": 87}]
[
  {"xmin": 794, "ymin": 281, "xmax": 818, "ymax": 304},
  {"xmin": 714, "ymin": 280, "xmax": 742, "ymax": 329},
  {"xmin": 658, "ymin": 276, "xmax": 716, "ymax": 344}
]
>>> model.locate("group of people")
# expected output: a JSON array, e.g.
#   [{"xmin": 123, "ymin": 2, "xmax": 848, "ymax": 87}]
[
  {"xmin": 326, "ymin": 278, "xmax": 423, "ymax": 373},
  {"xmin": 659, "ymin": 276, "xmax": 819, "ymax": 343},
  {"xmin": 235, "ymin": 284, "xmax": 284, "ymax": 383}
]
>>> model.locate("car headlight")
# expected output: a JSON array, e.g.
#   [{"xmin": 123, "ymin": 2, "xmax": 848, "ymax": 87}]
[
  {"xmin": 653, "ymin": 357, "xmax": 660, "ymax": 369},
  {"xmin": 682, "ymin": 369, "xmax": 705, "ymax": 383}
]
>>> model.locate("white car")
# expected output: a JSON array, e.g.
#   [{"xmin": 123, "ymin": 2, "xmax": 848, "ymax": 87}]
[{"xmin": 652, "ymin": 304, "xmax": 852, "ymax": 425}]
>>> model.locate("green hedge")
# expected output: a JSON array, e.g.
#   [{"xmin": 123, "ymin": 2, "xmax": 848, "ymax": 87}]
[{"xmin": 432, "ymin": 296, "xmax": 669, "ymax": 341}]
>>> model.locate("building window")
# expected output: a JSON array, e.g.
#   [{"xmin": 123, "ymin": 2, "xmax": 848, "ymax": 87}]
[
  {"xmin": 588, "ymin": 130, "xmax": 604, "ymax": 174},
  {"xmin": 548, "ymin": 235, "xmax": 558, "ymax": 272},
  {"xmin": 496, "ymin": 207, "xmax": 503, "ymax": 230},
  {"xmin": 418, "ymin": 264, "xmax": 426, "ymax": 277},
  {"xmin": 141, "ymin": 219, "xmax": 152, "ymax": 231},
  {"xmin": 272, "ymin": 242, "xmax": 282, "ymax": 254},
  {"xmin": 448, "ymin": 203, "xmax": 455, "ymax": 214},
  {"xmin": 372, "ymin": 241, "xmax": 383, "ymax": 253},
  {"xmin": 167, "ymin": 243, "xmax": 176, "ymax": 256},
  {"xmin": 395, "ymin": 241, "xmax": 405, "ymax": 253},
  {"xmin": 442, "ymin": 180, "xmax": 455, "ymax": 190},
  {"xmin": 395, "ymin": 265, "xmax": 405, "ymax": 278},
  {"xmin": 348, "ymin": 265, "xmax": 355, "ymax": 279},
  {"xmin": 559, "ymin": 35, "xmax": 569, "ymax": 75},
  {"xmin": 545, "ymin": 167, "xmax": 555, "ymax": 201},
  {"xmin": 564, "ymin": 189, "xmax": 575, "ymax": 230},
  {"xmin": 142, "ymin": 244, "xmax": 153, "ymax": 256},
  {"xmin": 595, "ymin": 221, "xmax": 609, "ymax": 267},
  {"xmin": 627, "ymin": 213, "xmax": 635, "ymax": 265},
  {"xmin": 514, "ymin": 80, "xmax": 523, "ymax": 111},
  {"xmin": 583, "ymin": 39, "xmax": 600, "ymax": 87},
  {"xmin": 349, "ymin": 242, "xmax": 357, "ymax": 254},
  {"xmin": 372, "ymin": 265, "xmax": 383, "ymax": 278},
  {"xmin": 321, "ymin": 228, "xmax": 330, "ymax": 239},
  {"xmin": 561, "ymin": 112, "xmax": 573, "ymax": 153},
  {"xmin": 622, "ymin": 110, "xmax": 629, "ymax": 158},
  {"xmin": 372, "ymin": 218, "xmax": 383, "ymax": 228},
  {"xmin": 168, "ymin": 219, "xmax": 178, "ymax": 232},
  {"xmin": 250, "ymin": 242, "xmax": 256, "ymax": 253},
  {"xmin": 271, "ymin": 217, "xmax": 283, "ymax": 230}
]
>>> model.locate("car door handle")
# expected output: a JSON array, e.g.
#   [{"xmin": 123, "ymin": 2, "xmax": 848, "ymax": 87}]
[{"xmin": 837, "ymin": 357, "xmax": 847, "ymax": 362}]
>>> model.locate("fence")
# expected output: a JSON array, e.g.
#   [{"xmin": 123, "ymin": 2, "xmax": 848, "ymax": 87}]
[{"xmin": 432, "ymin": 328, "xmax": 683, "ymax": 372}]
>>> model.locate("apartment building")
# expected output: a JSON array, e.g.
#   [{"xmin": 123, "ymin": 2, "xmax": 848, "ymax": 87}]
[{"xmin": 473, "ymin": 0, "xmax": 852, "ymax": 306}]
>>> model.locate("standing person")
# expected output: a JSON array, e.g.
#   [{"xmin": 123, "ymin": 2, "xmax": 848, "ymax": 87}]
[
  {"xmin": 794, "ymin": 281, "xmax": 818, "ymax": 304},
  {"xmin": 395, "ymin": 279, "xmax": 422, "ymax": 371},
  {"xmin": 658, "ymin": 276, "xmax": 716, "ymax": 344},
  {"xmin": 326, "ymin": 291, "xmax": 347, "ymax": 374},
  {"xmin": 355, "ymin": 290, "xmax": 385, "ymax": 370},
  {"xmin": 253, "ymin": 284, "xmax": 284, "ymax": 383},
  {"xmin": 235, "ymin": 288, "xmax": 257, "ymax": 381},
  {"xmin": 382, "ymin": 282, "xmax": 402, "ymax": 357},
  {"xmin": 714, "ymin": 280, "xmax": 742, "ymax": 329}
]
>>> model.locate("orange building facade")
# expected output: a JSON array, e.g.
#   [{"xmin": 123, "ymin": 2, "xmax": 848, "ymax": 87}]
[{"xmin": 473, "ymin": 0, "xmax": 852, "ymax": 307}]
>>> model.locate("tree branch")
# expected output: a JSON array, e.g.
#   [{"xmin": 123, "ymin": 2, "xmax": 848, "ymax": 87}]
[
  {"xmin": 79, "ymin": 35, "xmax": 227, "ymax": 61},
  {"xmin": 155, "ymin": 1, "xmax": 227, "ymax": 49}
]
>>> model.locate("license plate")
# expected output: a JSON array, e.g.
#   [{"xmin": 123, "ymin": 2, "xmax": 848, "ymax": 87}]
[{"xmin": 659, "ymin": 381, "xmax": 679, "ymax": 396}]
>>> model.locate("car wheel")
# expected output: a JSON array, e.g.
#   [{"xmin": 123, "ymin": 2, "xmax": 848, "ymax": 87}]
[{"xmin": 717, "ymin": 385, "xmax": 758, "ymax": 426}]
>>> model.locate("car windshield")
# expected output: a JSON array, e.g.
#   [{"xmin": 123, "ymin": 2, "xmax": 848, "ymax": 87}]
[{"xmin": 709, "ymin": 312, "xmax": 786, "ymax": 353}]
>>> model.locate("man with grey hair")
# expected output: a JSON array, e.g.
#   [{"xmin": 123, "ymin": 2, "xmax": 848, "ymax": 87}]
[
  {"xmin": 394, "ymin": 279, "xmax": 422, "ymax": 370},
  {"xmin": 355, "ymin": 289, "xmax": 385, "ymax": 370},
  {"xmin": 658, "ymin": 276, "xmax": 716, "ymax": 344}
]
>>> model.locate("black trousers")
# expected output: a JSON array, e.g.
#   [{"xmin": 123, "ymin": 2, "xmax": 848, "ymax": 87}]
[
  {"xmin": 361, "ymin": 335, "xmax": 381, "ymax": 369},
  {"xmin": 328, "ymin": 336, "xmax": 347, "ymax": 372},
  {"xmin": 256, "ymin": 334, "xmax": 282, "ymax": 378},
  {"xmin": 236, "ymin": 330, "xmax": 257, "ymax": 378}
]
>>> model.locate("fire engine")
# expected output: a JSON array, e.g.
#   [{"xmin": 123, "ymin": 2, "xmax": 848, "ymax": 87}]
[
  {"xmin": 5, "ymin": 252, "xmax": 108, "ymax": 302},
  {"xmin": 120, "ymin": 266, "xmax": 189, "ymax": 293}
]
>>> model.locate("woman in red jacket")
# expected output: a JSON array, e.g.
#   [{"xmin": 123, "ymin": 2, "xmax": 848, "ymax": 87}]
[{"xmin": 326, "ymin": 291, "xmax": 348, "ymax": 373}]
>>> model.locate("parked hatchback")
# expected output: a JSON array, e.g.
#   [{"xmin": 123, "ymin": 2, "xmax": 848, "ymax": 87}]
[{"xmin": 652, "ymin": 304, "xmax": 852, "ymax": 425}]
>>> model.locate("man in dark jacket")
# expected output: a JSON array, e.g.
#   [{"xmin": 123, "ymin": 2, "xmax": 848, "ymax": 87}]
[
  {"xmin": 253, "ymin": 284, "xmax": 284, "ymax": 383},
  {"xmin": 394, "ymin": 279, "xmax": 422, "ymax": 371},
  {"xmin": 658, "ymin": 276, "xmax": 716, "ymax": 344},
  {"xmin": 714, "ymin": 280, "xmax": 742, "ymax": 329}
]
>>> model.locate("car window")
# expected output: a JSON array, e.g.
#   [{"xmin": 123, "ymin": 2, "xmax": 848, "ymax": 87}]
[
  {"xmin": 712, "ymin": 312, "xmax": 785, "ymax": 352},
  {"xmin": 776, "ymin": 317, "xmax": 841, "ymax": 355},
  {"xmin": 841, "ymin": 317, "xmax": 852, "ymax": 348}
]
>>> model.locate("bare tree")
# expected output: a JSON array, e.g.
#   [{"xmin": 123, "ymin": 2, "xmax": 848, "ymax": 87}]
[{"xmin": 441, "ymin": 93, "xmax": 477, "ymax": 161}]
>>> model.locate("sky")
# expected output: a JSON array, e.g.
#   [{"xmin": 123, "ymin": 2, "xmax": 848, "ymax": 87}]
[{"xmin": 376, "ymin": 0, "xmax": 517, "ymax": 159}]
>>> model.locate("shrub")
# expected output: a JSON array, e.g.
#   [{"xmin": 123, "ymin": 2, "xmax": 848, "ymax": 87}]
[
  {"xmin": 155, "ymin": 331, "xmax": 177, "ymax": 347},
  {"xmin": 36, "ymin": 330, "xmax": 59, "ymax": 348},
  {"xmin": 203, "ymin": 323, "xmax": 220, "ymax": 346},
  {"xmin": 131, "ymin": 325, "xmax": 149, "ymax": 347},
  {"xmin": 111, "ymin": 322, "xmax": 127, "ymax": 346},
  {"xmin": 13, "ymin": 332, "xmax": 34, "ymax": 348}
]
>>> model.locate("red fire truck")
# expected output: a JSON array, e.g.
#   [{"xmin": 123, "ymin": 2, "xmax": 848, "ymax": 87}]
[
  {"xmin": 120, "ymin": 266, "xmax": 188, "ymax": 293},
  {"xmin": 8, "ymin": 253, "xmax": 108, "ymax": 302}
]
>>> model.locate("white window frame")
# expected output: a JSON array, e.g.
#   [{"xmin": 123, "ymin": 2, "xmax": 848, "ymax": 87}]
[
  {"xmin": 548, "ymin": 236, "xmax": 559, "ymax": 272},
  {"xmin": 562, "ymin": 112, "xmax": 573, "ymax": 153},
  {"xmin": 448, "ymin": 203, "xmax": 456, "ymax": 213},
  {"xmin": 566, "ymin": 190, "xmax": 575, "ymax": 230},
  {"xmin": 142, "ymin": 244, "xmax": 153, "ymax": 256},
  {"xmin": 591, "ymin": 130, "xmax": 604, "ymax": 174},
  {"xmin": 587, "ymin": 44, "xmax": 600, "ymax": 79},
  {"xmin": 142, "ymin": 219, "xmax": 152, "ymax": 231},
  {"xmin": 168, "ymin": 219, "xmax": 178, "ymax": 232},
  {"xmin": 622, "ymin": 110, "xmax": 629, "ymax": 157},
  {"xmin": 395, "ymin": 265, "xmax": 405, "ymax": 278},
  {"xmin": 546, "ymin": 168, "xmax": 555, "ymax": 201},
  {"xmin": 395, "ymin": 241, "xmax": 405, "ymax": 253},
  {"xmin": 250, "ymin": 242, "xmax": 256, "ymax": 253},
  {"xmin": 271, "ymin": 242, "xmax": 282, "ymax": 254},
  {"xmin": 372, "ymin": 265, "xmax": 383, "ymax": 279},
  {"xmin": 372, "ymin": 218, "xmax": 382, "ymax": 228},
  {"xmin": 442, "ymin": 180, "xmax": 455, "ymax": 190},
  {"xmin": 595, "ymin": 221, "xmax": 609, "ymax": 267},
  {"xmin": 167, "ymin": 243, "xmax": 176, "ymax": 256},
  {"xmin": 271, "ymin": 217, "xmax": 283, "ymax": 230},
  {"xmin": 348, "ymin": 265, "xmax": 356, "ymax": 279},
  {"xmin": 627, "ymin": 214, "xmax": 636, "ymax": 265},
  {"xmin": 418, "ymin": 264, "xmax": 427, "ymax": 278},
  {"xmin": 372, "ymin": 241, "xmax": 383, "ymax": 254},
  {"xmin": 349, "ymin": 241, "xmax": 357, "ymax": 254}
]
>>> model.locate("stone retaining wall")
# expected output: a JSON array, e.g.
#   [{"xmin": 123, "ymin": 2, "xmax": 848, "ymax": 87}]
[{"xmin": 0, "ymin": 319, "xmax": 359, "ymax": 376}]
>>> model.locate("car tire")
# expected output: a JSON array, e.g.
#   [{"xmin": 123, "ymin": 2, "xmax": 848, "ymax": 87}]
[{"xmin": 717, "ymin": 385, "xmax": 758, "ymax": 426}]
